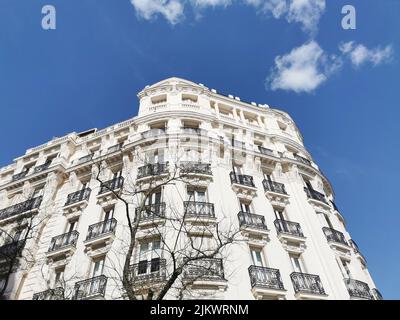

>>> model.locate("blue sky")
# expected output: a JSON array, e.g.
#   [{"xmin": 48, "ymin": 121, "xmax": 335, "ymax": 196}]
[{"xmin": 0, "ymin": 0, "xmax": 399, "ymax": 298}]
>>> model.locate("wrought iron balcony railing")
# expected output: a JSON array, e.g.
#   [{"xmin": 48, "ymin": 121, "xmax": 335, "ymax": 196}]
[
  {"xmin": 257, "ymin": 146, "xmax": 274, "ymax": 156},
  {"xmin": 137, "ymin": 162, "xmax": 169, "ymax": 179},
  {"xmin": 183, "ymin": 201, "xmax": 215, "ymax": 219},
  {"xmin": 134, "ymin": 203, "xmax": 166, "ymax": 222},
  {"xmin": 290, "ymin": 272, "xmax": 326, "ymax": 295},
  {"xmin": 65, "ymin": 188, "xmax": 91, "ymax": 206},
  {"xmin": 230, "ymin": 172, "xmax": 255, "ymax": 188},
  {"xmin": 274, "ymin": 219, "xmax": 304, "ymax": 238},
  {"xmin": 184, "ymin": 258, "xmax": 225, "ymax": 281},
  {"xmin": 48, "ymin": 231, "xmax": 79, "ymax": 252},
  {"xmin": 32, "ymin": 288, "xmax": 65, "ymax": 300},
  {"xmin": 12, "ymin": 170, "xmax": 28, "ymax": 182},
  {"xmin": 142, "ymin": 128, "xmax": 166, "ymax": 139},
  {"xmin": 129, "ymin": 258, "xmax": 166, "ymax": 282},
  {"xmin": 304, "ymin": 187, "xmax": 328, "ymax": 204},
  {"xmin": 372, "ymin": 288, "xmax": 383, "ymax": 300},
  {"xmin": 0, "ymin": 196, "xmax": 42, "ymax": 222},
  {"xmin": 107, "ymin": 143, "xmax": 122, "ymax": 153},
  {"xmin": 98, "ymin": 176, "xmax": 124, "ymax": 195},
  {"xmin": 238, "ymin": 212, "xmax": 268, "ymax": 230},
  {"xmin": 262, "ymin": 179, "xmax": 287, "ymax": 195},
  {"xmin": 179, "ymin": 162, "xmax": 212, "ymax": 176},
  {"xmin": 73, "ymin": 275, "xmax": 107, "ymax": 300},
  {"xmin": 323, "ymin": 227, "xmax": 348, "ymax": 246},
  {"xmin": 182, "ymin": 128, "xmax": 207, "ymax": 136},
  {"xmin": 0, "ymin": 240, "xmax": 25, "ymax": 260},
  {"xmin": 248, "ymin": 266, "xmax": 285, "ymax": 290},
  {"xmin": 344, "ymin": 278, "xmax": 373, "ymax": 300},
  {"xmin": 86, "ymin": 219, "xmax": 117, "ymax": 241},
  {"xmin": 33, "ymin": 161, "xmax": 52, "ymax": 174},
  {"xmin": 74, "ymin": 154, "xmax": 93, "ymax": 165},
  {"xmin": 294, "ymin": 154, "xmax": 312, "ymax": 166}
]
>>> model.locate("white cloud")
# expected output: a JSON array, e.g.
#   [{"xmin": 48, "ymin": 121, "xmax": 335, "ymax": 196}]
[
  {"xmin": 267, "ymin": 41, "xmax": 341, "ymax": 93},
  {"xmin": 130, "ymin": 0, "xmax": 184, "ymax": 25},
  {"xmin": 192, "ymin": 0, "xmax": 232, "ymax": 8},
  {"xmin": 339, "ymin": 41, "xmax": 394, "ymax": 67}
]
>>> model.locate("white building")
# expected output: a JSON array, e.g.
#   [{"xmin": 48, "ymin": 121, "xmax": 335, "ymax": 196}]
[{"xmin": 0, "ymin": 77, "xmax": 382, "ymax": 300}]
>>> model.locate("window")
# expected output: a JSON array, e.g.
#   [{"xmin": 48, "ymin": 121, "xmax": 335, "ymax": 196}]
[
  {"xmin": 250, "ymin": 247, "xmax": 265, "ymax": 267},
  {"xmin": 137, "ymin": 239, "xmax": 161, "ymax": 275},
  {"xmin": 67, "ymin": 220, "xmax": 78, "ymax": 233},
  {"xmin": 289, "ymin": 254, "xmax": 304, "ymax": 273},
  {"xmin": 263, "ymin": 172, "xmax": 273, "ymax": 181},
  {"xmin": 233, "ymin": 165, "xmax": 243, "ymax": 175},
  {"xmin": 32, "ymin": 187, "xmax": 43, "ymax": 198},
  {"xmin": 339, "ymin": 259, "xmax": 351, "ymax": 278},
  {"xmin": 147, "ymin": 190, "xmax": 162, "ymax": 205},
  {"xmin": 187, "ymin": 189, "xmax": 207, "ymax": 202},
  {"xmin": 240, "ymin": 200, "xmax": 252, "ymax": 213},
  {"xmin": 54, "ymin": 267, "xmax": 65, "ymax": 286},
  {"xmin": 273, "ymin": 208, "xmax": 286, "ymax": 221},
  {"xmin": 92, "ymin": 257, "xmax": 106, "ymax": 277},
  {"xmin": 104, "ymin": 207, "xmax": 114, "ymax": 221}
]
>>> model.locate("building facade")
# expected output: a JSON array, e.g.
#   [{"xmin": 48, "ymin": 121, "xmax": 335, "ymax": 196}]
[{"xmin": 0, "ymin": 77, "xmax": 382, "ymax": 300}]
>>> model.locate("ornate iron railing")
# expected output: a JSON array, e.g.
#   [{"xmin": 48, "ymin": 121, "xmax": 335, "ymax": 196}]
[
  {"xmin": 179, "ymin": 162, "xmax": 212, "ymax": 176},
  {"xmin": 12, "ymin": 170, "xmax": 28, "ymax": 181},
  {"xmin": 73, "ymin": 275, "xmax": 107, "ymax": 300},
  {"xmin": 294, "ymin": 154, "xmax": 312, "ymax": 166},
  {"xmin": 32, "ymin": 287, "xmax": 65, "ymax": 300},
  {"xmin": 48, "ymin": 231, "xmax": 79, "ymax": 252},
  {"xmin": 134, "ymin": 203, "xmax": 166, "ymax": 222},
  {"xmin": 184, "ymin": 258, "xmax": 225, "ymax": 280},
  {"xmin": 137, "ymin": 162, "xmax": 169, "ymax": 179},
  {"xmin": 290, "ymin": 272, "xmax": 326, "ymax": 295},
  {"xmin": 86, "ymin": 219, "xmax": 117, "ymax": 241},
  {"xmin": 248, "ymin": 266, "xmax": 285, "ymax": 290},
  {"xmin": 372, "ymin": 288, "xmax": 383, "ymax": 300},
  {"xmin": 74, "ymin": 154, "xmax": 93, "ymax": 165},
  {"xmin": 323, "ymin": 227, "xmax": 348, "ymax": 246},
  {"xmin": 33, "ymin": 161, "xmax": 51, "ymax": 174},
  {"xmin": 344, "ymin": 278, "xmax": 373, "ymax": 300},
  {"xmin": 262, "ymin": 179, "xmax": 287, "ymax": 195},
  {"xmin": 274, "ymin": 219, "xmax": 304, "ymax": 238},
  {"xmin": 230, "ymin": 172, "xmax": 255, "ymax": 187},
  {"xmin": 258, "ymin": 146, "xmax": 274, "ymax": 156},
  {"xmin": 142, "ymin": 128, "xmax": 166, "ymax": 139},
  {"xmin": 0, "ymin": 196, "xmax": 42, "ymax": 221},
  {"xmin": 304, "ymin": 187, "xmax": 328, "ymax": 204},
  {"xmin": 184, "ymin": 201, "xmax": 215, "ymax": 219},
  {"xmin": 238, "ymin": 212, "xmax": 268, "ymax": 230},
  {"xmin": 65, "ymin": 188, "xmax": 91, "ymax": 206},
  {"xmin": 98, "ymin": 176, "xmax": 124, "ymax": 195},
  {"xmin": 129, "ymin": 258, "xmax": 166, "ymax": 283},
  {"xmin": 107, "ymin": 143, "xmax": 122, "ymax": 153}
]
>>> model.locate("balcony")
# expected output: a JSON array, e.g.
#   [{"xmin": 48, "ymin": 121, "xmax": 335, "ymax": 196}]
[
  {"xmin": 0, "ymin": 196, "xmax": 42, "ymax": 224},
  {"xmin": 74, "ymin": 154, "xmax": 93, "ymax": 166},
  {"xmin": 12, "ymin": 170, "xmax": 28, "ymax": 182},
  {"xmin": 141, "ymin": 128, "xmax": 166, "ymax": 140},
  {"xmin": 349, "ymin": 239, "xmax": 367, "ymax": 265},
  {"xmin": 344, "ymin": 278, "xmax": 373, "ymax": 300},
  {"xmin": 257, "ymin": 146, "xmax": 274, "ymax": 157},
  {"xmin": 46, "ymin": 231, "xmax": 79, "ymax": 261},
  {"xmin": 84, "ymin": 219, "xmax": 117, "ymax": 254},
  {"xmin": 290, "ymin": 272, "xmax": 327, "ymax": 299},
  {"xmin": 180, "ymin": 162, "xmax": 212, "ymax": 176},
  {"xmin": 248, "ymin": 266, "xmax": 286, "ymax": 299},
  {"xmin": 304, "ymin": 187, "xmax": 330, "ymax": 210},
  {"xmin": 137, "ymin": 163, "xmax": 169, "ymax": 180},
  {"xmin": 97, "ymin": 177, "xmax": 124, "ymax": 205},
  {"xmin": 294, "ymin": 154, "xmax": 312, "ymax": 166},
  {"xmin": 33, "ymin": 161, "xmax": 52, "ymax": 174},
  {"xmin": 262, "ymin": 180, "xmax": 287, "ymax": 195},
  {"xmin": 107, "ymin": 143, "xmax": 122, "ymax": 154},
  {"xmin": 238, "ymin": 212, "xmax": 269, "ymax": 243},
  {"xmin": 32, "ymin": 288, "xmax": 64, "ymax": 300},
  {"xmin": 323, "ymin": 227, "xmax": 350, "ymax": 253},
  {"xmin": 130, "ymin": 258, "xmax": 166, "ymax": 288},
  {"xmin": 73, "ymin": 275, "xmax": 107, "ymax": 300},
  {"xmin": 63, "ymin": 188, "xmax": 91, "ymax": 216},
  {"xmin": 183, "ymin": 258, "xmax": 227, "ymax": 290},
  {"xmin": 230, "ymin": 172, "xmax": 257, "ymax": 200},
  {"xmin": 274, "ymin": 220, "xmax": 305, "ymax": 251},
  {"xmin": 182, "ymin": 128, "xmax": 207, "ymax": 136},
  {"xmin": 134, "ymin": 203, "xmax": 166, "ymax": 229},
  {"xmin": 372, "ymin": 288, "xmax": 383, "ymax": 300}
]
